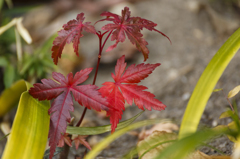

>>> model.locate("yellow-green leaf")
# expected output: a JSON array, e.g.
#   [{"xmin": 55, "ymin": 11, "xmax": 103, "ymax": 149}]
[
  {"xmin": 137, "ymin": 131, "xmax": 177, "ymax": 159},
  {"xmin": 228, "ymin": 85, "xmax": 240, "ymax": 98},
  {"xmin": 0, "ymin": 18, "xmax": 17, "ymax": 35},
  {"xmin": 232, "ymin": 136, "xmax": 240, "ymax": 159},
  {"xmin": 179, "ymin": 28, "xmax": 240, "ymax": 139},
  {"xmin": 219, "ymin": 110, "xmax": 233, "ymax": 119},
  {"xmin": 0, "ymin": 17, "xmax": 32, "ymax": 44},
  {"xmin": 16, "ymin": 17, "xmax": 32, "ymax": 44},
  {"xmin": 0, "ymin": 80, "xmax": 27, "ymax": 117},
  {"xmin": 3, "ymin": 63, "xmax": 15, "ymax": 88},
  {"xmin": 213, "ymin": 88, "xmax": 223, "ymax": 92},
  {"xmin": 84, "ymin": 119, "xmax": 171, "ymax": 159},
  {"xmin": 2, "ymin": 92, "xmax": 50, "ymax": 159},
  {"xmin": 155, "ymin": 128, "xmax": 231, "ymax": 159},
  {"xmin": 67, "ymin": 111, "xmax": 144, "ymax": 135}
]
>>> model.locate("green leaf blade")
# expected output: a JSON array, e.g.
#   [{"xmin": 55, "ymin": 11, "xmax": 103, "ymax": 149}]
[
  {"xmin": 67, "ymin": 110, "xmax": 144, "ymax": 135},
  {"xmin": 2, "ymin": 92, "xmax": 50, "ymax": 159},
  {"xmin": 179, "ymin": 28, "xmax": 240, "ymax": 139},
  {"xmin": 155, "ymin": 128, "xmax": 231, "ymax": 159},
  {"xmin": 84, "ymin": 119, "xmax": 170, "ymax": 159},
  {"xmin": 0, "ymin": 79, "xmax": 27, "ymax": 117},
  {"xmin": 3, "ymin": 63, "xmax": 15, "ymax": 88}
]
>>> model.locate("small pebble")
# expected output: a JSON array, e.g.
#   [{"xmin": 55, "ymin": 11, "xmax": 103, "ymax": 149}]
[
  {"xmin": 193, "ymin": 28, "xmax": 203, "ymax": 39},
  {"xmin": 88, "ymin": 136, "xmax": 102, "ymax": 147},
  {"xmin": 187, "ymin": 1, "xmax": 202, "ymax": 13},
  {"xmin": 212, "ymin": 120, "xmax": 218, "ymax": 127},
  {"xmin": 219, "ymin": 142, "xmax": 226, "ymax": 148},
  {"xmin": 168, "ymin": 69, "xmax": 178, "ymax": 80},
  {"xmin": 182, "ymin": 92, "xmax": 190, "ymax": 101}
]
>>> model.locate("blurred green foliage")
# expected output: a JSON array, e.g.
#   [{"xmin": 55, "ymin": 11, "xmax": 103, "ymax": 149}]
[
  {"xmin": 0, "ymin": 27, "xmax": 57, "ymax": 88},
  {"xmin": 19, "ymin": 36, "xmax": 57, "ymax": 83},
  {"xmin": 0, "ymin": 4, "xmax": 57, "ymax": 90}
]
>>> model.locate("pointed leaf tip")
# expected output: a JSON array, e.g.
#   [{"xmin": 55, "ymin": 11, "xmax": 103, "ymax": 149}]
[{"xmin": 51, "ymin": 13, "xmax": 96, "ymax": 64}]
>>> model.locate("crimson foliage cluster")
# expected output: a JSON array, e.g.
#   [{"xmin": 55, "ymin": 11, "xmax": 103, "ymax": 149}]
[{"xmin": 29, "ymin": 7, "xmax": 170, "ymax": 159}]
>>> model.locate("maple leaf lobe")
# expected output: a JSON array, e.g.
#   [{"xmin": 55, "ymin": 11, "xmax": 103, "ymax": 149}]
[
  {"xmin": 73, "ymin": 135, "xmax": 92, "ymax": 150},
  {"xmin": 57, "ymin": 133, "xmax": 72, "ymax": 147},
  {"xmin": 99, "ymin": 55, "xmax": 166, "ymax": 132},
  {"xmin": 51, "ymin": 13, "xmax": 96, "ymax": 65},
  {"xmin": 99, "ymin": 7, "xmax": 171, "ymax": 61}
]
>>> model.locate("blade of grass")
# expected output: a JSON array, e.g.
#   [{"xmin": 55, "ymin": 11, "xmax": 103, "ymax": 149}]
[
  {"xmin": 5, "ymin": 0, "xmax": 13, "ymax": 8},
  {"xmin": 139, "ymin": 140, "xmax": 176, "ymax": 159},
  {"xmin": 2, "ymin": 91, "xmax": 50, "ymax": 159},
  {"xmin": 66, "ymin": 111, "xmax": 144, "ymax": 135},
  {"xmin": 3, "ymin": 63, "xmax": 15, "ymax": 88},
  {"xmin": 122, "ymin": 147, "xmax": 138, "ymax": 159},
  {"xmin": 14, "ymin": 27, "xmax": 22, "ymax": 61},
  {"xmin": 84, "ymin": 119, "xmax": 171, "ymax": 159},
  {"xmin": 16, "ymin": 17, "xmax": 32, "ymax": 44},
  {"xmin": 0, "ymin": 0, "xmax": 4, "ymax": 11},
  {"xmin": 0, "ymin": 18, "xmax": 17, "ymax": 35},
  {"xmin": 179, "ymin": 28, "xmax": 240, "ymax": 139},
  {"xmin": 0, "ymin": 133, "xmax": 10, "ymax": 141},
  {"xmin": 155, "ymin": 127, "xmax": 233, "ymax": 159},
  {"xmin": 0, "ymin": 80, "xmax": 27, "ymax": 117}
]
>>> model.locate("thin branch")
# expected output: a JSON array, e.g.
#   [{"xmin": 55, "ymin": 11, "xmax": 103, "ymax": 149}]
[{"xmin": 76, "ymin": 30, "xmax": 112, "ymax": 127}]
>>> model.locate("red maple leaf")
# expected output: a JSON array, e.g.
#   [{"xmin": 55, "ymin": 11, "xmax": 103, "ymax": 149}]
[
  {"xmin": 29, "ymin": 68, "xmax": 111, "ymax": 159},
  {"xmin": 51, "ymin": 13, "xmax": 96, "ymax": 65},
  {"xmin": 73, "ymin": 135, "xmax": 92, "ymax": 150},
  {"xmin": 57, "ymin": 133, "xmax": 72, "ymax": 147},
  {"xmin": 98, "ymin": 7, "xmax": 171, "ymax": 61},
  {"xmin": 99, "ymin": 55, "xmax": 166, "ymax": 132}
]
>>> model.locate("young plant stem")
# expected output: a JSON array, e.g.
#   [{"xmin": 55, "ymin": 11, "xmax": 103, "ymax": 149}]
[
  {"xmin": 76, "ymin": 107, "xmax": 87, "ymax": 127},
  {"xmin": 60, "ymin": 119, "xmax": 74, "ymax": 159},
  {"xmin": 59, "ymin": 139, "xmax": 70, "ymax": 159},
  {"xmin": 221, "ymin": 90, "xmax": 235, "ymax": 112},
  {"xmin": 76, "ymin": 31, "xmax": 112, "ymax": 127}
]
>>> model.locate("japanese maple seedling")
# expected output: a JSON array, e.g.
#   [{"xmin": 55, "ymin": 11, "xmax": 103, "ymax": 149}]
[{"xmin": 29, "ymin": 6, "xmax": 170, "ymax": 159}]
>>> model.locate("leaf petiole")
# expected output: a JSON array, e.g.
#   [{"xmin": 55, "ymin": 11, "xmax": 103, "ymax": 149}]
[{"xmin": 76, "ymin": 30, "xmax": 113, "ymax": 127}]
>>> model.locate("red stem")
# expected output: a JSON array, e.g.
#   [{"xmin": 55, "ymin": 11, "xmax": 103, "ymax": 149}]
[
  {"xmin": 92, "ymin": 32, "xmax": 103, "ymax": 85},
  {"xmin": 76, "ymin": 31, "xmax": 111, "ymax": 127},
  {"xmin": 221, "ymin": 90, "xmax": 235, "ymax": 112},
  {"xmin": 101, "ymin": 30, "xmax": 113, "ymax": 51},
  {"xmin": 76, "ymin": 107, "xmax": 88, "ymax": 127}
]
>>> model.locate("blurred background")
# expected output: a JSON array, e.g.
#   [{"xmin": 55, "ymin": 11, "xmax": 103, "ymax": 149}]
[{"xmin": 0, "ymin": 0, "xmax": 240, "ymax": 158}]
